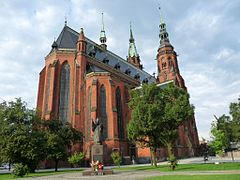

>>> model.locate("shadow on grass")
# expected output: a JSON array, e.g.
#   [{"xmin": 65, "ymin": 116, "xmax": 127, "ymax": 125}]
[{"xmin": 25, "ymin": 169, "xmax": 83, "ymax": 178}]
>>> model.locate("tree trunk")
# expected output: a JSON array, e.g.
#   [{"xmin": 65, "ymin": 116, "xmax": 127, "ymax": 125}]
[
  {"xmin": 153, "ymin": 148, "xmax": 157, "ymax": 167},
  {"xmin": 167, "ymin": 142, "xmax": 176, "ymax": 170},
  {"xmin": 55, "ymin": 159, "xmax": 59, "ymax": 172},
  {"xmin": 231, "ymin": 151, "xmax": 234, "ymax": 162},
  {"xmin": 150, "ymin": 149, "xmax": 153, "ymax": 166},
  {"xmin": 29, "ymin": 166, "xmax": 36, "ymax": 173},
  {"xmin": 8, "ymin": 162, "xmax": 11, "ymax": 171},
  {"xmin": 167, "ymin": 142, "xmax": 173, "ymax": 157}
]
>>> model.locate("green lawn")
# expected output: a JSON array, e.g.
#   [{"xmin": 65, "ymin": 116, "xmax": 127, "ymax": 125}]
[
  {"xmin": 1, "ymin": 163, "xmax": 240, "ymax": 179},
  {"xmin": 115, "ymin": 162, "xmax": 240, "ymax": 172},
  {"xmin": 0, "ymin": 169, "xmax": 83, "ymax": 179},
  {"xmin": 145, "ymin": 174, "xmax": 240, "ymax": 180}
]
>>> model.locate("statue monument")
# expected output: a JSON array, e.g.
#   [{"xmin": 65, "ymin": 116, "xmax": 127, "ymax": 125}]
[
  {"xmin": 92, "ymin": 118, "xmax": 103, "ymax": 144},
  {"xmin": 83, "ymin": 117, "xmax": 113, "ymax": 176},
  {"xmin": 91, "ymin": 117, "xmax": 104, "ymax": 163}
]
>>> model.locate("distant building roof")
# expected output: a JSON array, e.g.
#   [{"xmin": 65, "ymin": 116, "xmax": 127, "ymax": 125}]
[{"xmin": 54, "ymin": 25, "xmax": 156, "ymax": 84}]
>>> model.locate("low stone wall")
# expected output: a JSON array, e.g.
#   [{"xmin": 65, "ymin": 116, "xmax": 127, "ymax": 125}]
[{"xmin": 226, "ymin": 151, "xmax": 240, "ymax": 158}]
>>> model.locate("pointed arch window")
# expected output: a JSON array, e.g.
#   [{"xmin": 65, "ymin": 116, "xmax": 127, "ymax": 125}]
[
  {"xmin": 59, "ymin": 62, "xmax": 70, "ymax": 123},
  {"xmin": 99, "ymin": 85, "xmax": 108, "ymax": 139},
  {"xmin": 116, "ymin": 87, "xmax": 124, "ymax": 139},
  {"xmin": 45, "ymin": 66, "xmax": 51, "ymax": 112}
]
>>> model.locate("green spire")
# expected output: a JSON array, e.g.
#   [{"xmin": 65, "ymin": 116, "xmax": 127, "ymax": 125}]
[
  {"xmin": 158, "ymin": 7, "xmax": 169, "ymax": 45},
  {"xmin": 129, "ymin": 22, "xmax": 134, "ymax": 43},
  {"xmin": 100, "ymin": 13, "xmax": 107, "ymax": 44},
  {"xmin": 128, "ymin": 22, "xmax": 139, "ymax": 57}
]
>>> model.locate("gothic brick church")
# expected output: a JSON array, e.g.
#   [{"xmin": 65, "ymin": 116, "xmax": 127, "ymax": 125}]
[{"xmin": 37, "ymin": 13, "xmax": 199, "ymax": 164}]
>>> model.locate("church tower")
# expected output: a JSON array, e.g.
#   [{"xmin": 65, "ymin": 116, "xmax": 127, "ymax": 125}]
[
  {"xmin": 155, "ymin": 9, "xmax": 199, "ymax": 157},
  {"xmin": 156, "ymin": 13, "xmax": 185, "ymax": 89},
  {"xmin": 127, "ymin": 23, "xmax": 143, "ymax": 70}
]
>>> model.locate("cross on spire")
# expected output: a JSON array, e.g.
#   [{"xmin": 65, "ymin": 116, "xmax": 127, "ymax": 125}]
[{"xmin": 64, "ymin": 15, "xmax": 67, "ymax": 26}]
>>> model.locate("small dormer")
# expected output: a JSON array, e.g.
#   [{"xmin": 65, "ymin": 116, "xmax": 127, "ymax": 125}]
[
  {"xmin": 114, "ymin": 63, "xmax": 121, "ymax": 70},
  {"xmin": 134, "ymin": 73, "xmax": 140, "ymax": 80},
  {"xmin": 142, "ymin": 78, "xmax": 148, "ymax": 84},
  {"xmin": 125, "ymin": 68, "xmax": 131, "ymax": 75},
  {"xmin": 102, "ymin": 57, "xmax": 109, "ymax": 64}
]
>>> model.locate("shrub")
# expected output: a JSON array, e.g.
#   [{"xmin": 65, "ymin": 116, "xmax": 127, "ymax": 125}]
[
  {"xmin": 68, "ymin": 152, "xmax": 85, "ymax": 167},
  {"xmin": 13, "ymin": 163, "xmax": 28, "ymax": 177},
  {"xmin": 111, "ymin": 151, "xmax": 122, "ymax": 167}
]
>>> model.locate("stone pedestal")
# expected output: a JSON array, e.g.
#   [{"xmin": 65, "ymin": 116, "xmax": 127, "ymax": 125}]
[{"xmin": 91, "ymin": 143, "xmax": 104, "ymax": 163}]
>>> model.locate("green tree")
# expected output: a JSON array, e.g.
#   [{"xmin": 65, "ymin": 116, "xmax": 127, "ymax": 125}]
[
  {"xmin": 210, "ymin": 123, "xmax": 227, "ymax": 157},
  {"xmin": 212, "ymin": 97, "xmax": 240, "ymax": 153},
  {"xmin": 0, "ymin": 101, "xmax": 8, "ymax": 164},
  {"xmin": 44, "ymin": 119, "xmax": 82, "ymax": 171},
  {"xmin": 229, "ymin": 97, "xmax": 240, "ymax": 142},
  {"xmin": 128, "ymin": 83, "xmax": 193, "ymax": 168},
  {"xmin": 160, "ymin": 84, "xmax": 194, "ymax": 169},
  {"xmin": 0, "ymin": 98, "xmax": 47, "ymax": 173},
  {"xmin": 214, "ymin": 114, "xmax": 232, "ymax": 151},
  {"xmin": 128, "ymin": 83, "xmax": 165, "ymax": 167}
]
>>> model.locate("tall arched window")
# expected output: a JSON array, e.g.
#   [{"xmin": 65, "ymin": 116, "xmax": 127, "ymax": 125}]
[
  {"xmin": 116, "ymin": 87, "xmax": 124, "ymax": 139},
  {"xmin": 87, "ymin": 86, "xmax": 92, "ymax": 140},
  {"xmin": 99, "ymin": 85, "xmax": 108, "ymax": 140},
  {"xmin": 59, "ymin": 62, "xmax": 70, "ymax": 123},
  {"xmin": 45, "ymin": 66, "xmax": 51, "ymax": 112}
]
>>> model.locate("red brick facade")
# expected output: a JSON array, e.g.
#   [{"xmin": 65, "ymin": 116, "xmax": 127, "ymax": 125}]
[{"xmin": 37, "ymin": 21, "xmax": 199, "ymax": 165}]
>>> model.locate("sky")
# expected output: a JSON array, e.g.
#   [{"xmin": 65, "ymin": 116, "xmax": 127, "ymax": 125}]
[{"xmin": 0, "ymin": 0, "xmax": 239, "ymax": 140}]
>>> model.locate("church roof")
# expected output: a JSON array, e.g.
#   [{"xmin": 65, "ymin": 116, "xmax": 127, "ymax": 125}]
[
  {"xmin": 54, "ymin": 25, "xmax": 156, "ymax": 84},
  {"xmin": 56, "ymin": 25, "xmax": 79, "ymax": 49}
]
